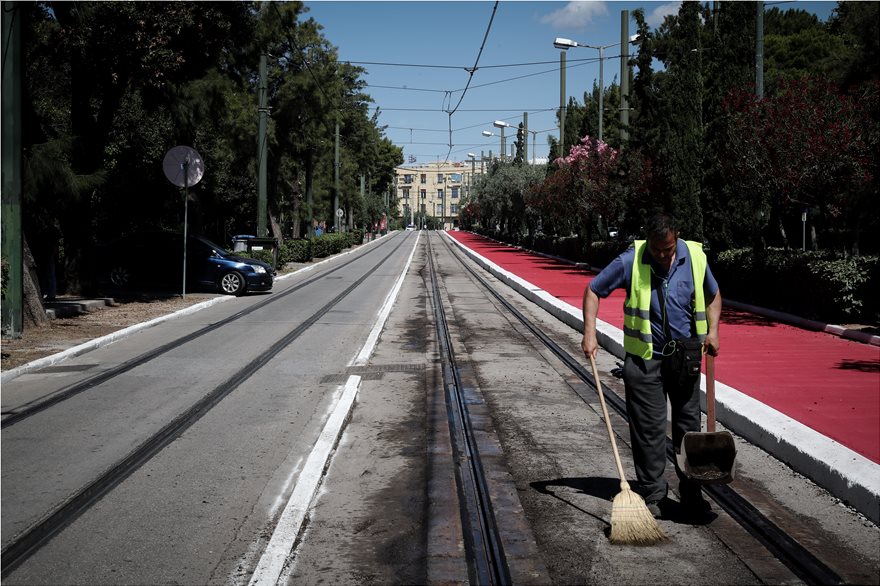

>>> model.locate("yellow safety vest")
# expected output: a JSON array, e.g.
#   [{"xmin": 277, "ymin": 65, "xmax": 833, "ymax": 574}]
[{"xmin": 623, "ymin": 240, "xmax": 708, "ymax": 359}]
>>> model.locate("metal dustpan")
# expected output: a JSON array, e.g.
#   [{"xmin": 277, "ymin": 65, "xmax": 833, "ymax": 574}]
[{"xmin": 677, "ymin": 354, "xmax": 737, "ymax": 484}]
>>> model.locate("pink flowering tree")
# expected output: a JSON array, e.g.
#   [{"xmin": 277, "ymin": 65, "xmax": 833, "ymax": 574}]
[{"xmin": 551, "ymin": 135, "xmax": 621, "ymax": 241}]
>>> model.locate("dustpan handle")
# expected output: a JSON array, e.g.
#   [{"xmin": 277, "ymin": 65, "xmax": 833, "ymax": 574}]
[
  {"xmin": 706, "ymin": 353, "xmax": 716, "ymax": 433},
  {"xmin": 589, "ymin": 355, "xmax": 629, "ymax": 486}
]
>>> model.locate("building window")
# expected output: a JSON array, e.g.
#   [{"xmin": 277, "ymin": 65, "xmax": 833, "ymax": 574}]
[
  {"xmin": 450, "ymin": 173, "xmax": 462, "ymax": 183},
  {"xmin": 402, "ymin": 187, "xmax": 410, "ymax": 200},
  {"xmin": 404, "ymin": 174, "xmax": 414, "ymax": 184},
  {"xmin": 451, "ymin": 187, "xmax": 459, "ymax": 198},
  {"xmin": 451, "ymin": 204, "xmax": 459, "ymax": 214},
  {"xmin": 437, "ymin": 173, "xmax": 444, "ymax": 183},
  {"xmin": 437, "ymin": 189, "xmax": 444, "ymax": 199},
  {"xmin": 421, "ymin": 204, "xmax": 426, "ymax": 214},
  {"xmin": 420, "ymin": 174, "xmax": 427, "ymax": 184},
  {"xmin": 403, "ymin": 205, "xmax": 411, "ymax": 217},
  {"xmin": 437, "ymin": 204, "xmax": 444, "ymax": 216},
  {"xmin": 420, "ymin": 189, "xmax": 427, "ymax": 199}
]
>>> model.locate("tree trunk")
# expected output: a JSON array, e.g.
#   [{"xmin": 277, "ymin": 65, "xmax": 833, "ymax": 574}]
[
  {"xmin": 305, "ymin": 151, "xmax": 315, "ymax": 238},
  {"xmin": 778, "ymin": 216, "xmax": 789, "ymax": 249},
  {"xmin": 22, "ymin": 236, "xmax": 50, "ymax": 330},
  {"xmin": 269, "ymin": 209, "xmax": 283, "ymax": 243}
]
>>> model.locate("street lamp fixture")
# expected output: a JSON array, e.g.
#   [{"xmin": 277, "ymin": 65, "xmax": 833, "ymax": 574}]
[
  {"xmin": 553, "ymin": 37, "xmax": 577, "ymax": 50},
  {"xmin": 492, "ymin": 120, "xmax": 511, "ymax": 162}
]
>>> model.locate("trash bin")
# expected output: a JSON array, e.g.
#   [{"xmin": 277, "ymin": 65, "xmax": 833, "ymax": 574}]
[
  {"xmin": 244, "ymin": 237, "xmax": 279, "ymax": 269},
  {"xmin": 232, "ymin": 235, "xmax": 255, "ymax": 252}
]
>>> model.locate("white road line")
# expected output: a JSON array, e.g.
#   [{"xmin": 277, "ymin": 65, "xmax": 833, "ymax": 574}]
[
  {"xmin": 248, "ymin": 232, "xmax": 420, "ymax": 585},
  {"xmin": 247, "ymin": 375, "xmax": 360, "ymax": 586},
  {"xmin": 352, "ymin": 230, "xmax": 421, "ymax": 366}
]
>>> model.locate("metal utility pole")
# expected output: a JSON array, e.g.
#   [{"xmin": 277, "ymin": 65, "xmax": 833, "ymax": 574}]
[
  {"xmin": 334, "ymin": 122, "xmax": 340, "ymax": 232},
  {"xmin": 756, "ymin": 1, "xmax": 764, "ymax": 100},
  {"xmin": 1, "ymin": 1, "xmax": 22, "ymax": 337},
  {"xmin": 523, "ymin": 112, "xmax": 529, "ymax": 163},
  {"xmin": 559, "ymin": 51, "xmax": 566, "ymax": 155},
  {"xmin": 360, "ymin": 174, "xmax": 366, "ymax": 233},
  {"xmin": 620, "ymin": 10, "xmax": 630, "ymax": 146},
  {"xmin": 597, "ymin": 46, "xmax": 605, "ymax": 142},
  {"xmin": 257, "ymin": 53, "xmax": 268, "ymax": 237}
]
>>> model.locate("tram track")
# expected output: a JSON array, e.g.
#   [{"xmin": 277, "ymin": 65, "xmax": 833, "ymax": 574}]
[
  {"xmin": 425, "ymin": 234, "xmax": 512, "ymax": 585},
  {"xmin": 435, "ymin": 232, "xmax": 846, "ymax": 586},
  {"xmin": 0, "ymin": 233, "xmax": 412, "ymax": 578},
  {"xmin": 1, "ymin": 235, "xmax": 400, "ymax": 429}
]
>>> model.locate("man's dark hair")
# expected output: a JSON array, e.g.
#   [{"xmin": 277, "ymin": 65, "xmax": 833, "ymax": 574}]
[{"xmin": 645, "ymin": 213, "xmax": 678, "ymax": 240}]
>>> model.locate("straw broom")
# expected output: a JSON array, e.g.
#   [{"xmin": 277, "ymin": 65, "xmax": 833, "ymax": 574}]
[{"xmin": 589, "ymin": 355, "xmax": 667, "ymax": 545}]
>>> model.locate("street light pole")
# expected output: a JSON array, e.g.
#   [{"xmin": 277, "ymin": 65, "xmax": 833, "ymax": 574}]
[
  {"xmin": 597, "ymin": 45, "xmax": 604, "ymax": 141},
  {"xmin": 467, "ymin": 153, "xmax": 476, "ymax": 196},
  {"xmin": 554, "ymin": 30, "xmax": 638, "ymax": 144},
  {"xmin": 559, "ymin": 50, "xmax": 566, "ymax": 155}
]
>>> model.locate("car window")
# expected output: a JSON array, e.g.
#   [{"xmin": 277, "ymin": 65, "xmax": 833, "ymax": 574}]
[{"xmin": 191, "ymin": 237, "xmax": 230, "ymax": 258}]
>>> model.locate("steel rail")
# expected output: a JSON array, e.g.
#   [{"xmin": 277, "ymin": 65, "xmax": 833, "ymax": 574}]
[
  {"xmin": 426, "ymin": 234, "xmax": 511, "ymax": 585},
  {"xmin": 439, "ymin": 233, "xmax": 843, "ymax": 586},
  {"xmin": 1, "ymin": 235, "xmax": 401, "ymax": 429},
  {"xmin": 1, "ymin": 234, "xmax": 412, "ymax": 577}
]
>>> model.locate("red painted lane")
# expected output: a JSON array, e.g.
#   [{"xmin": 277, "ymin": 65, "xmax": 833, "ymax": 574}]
[{"xmin": 448, "ymin": 231, "xmax": 880, "ymax": 464}]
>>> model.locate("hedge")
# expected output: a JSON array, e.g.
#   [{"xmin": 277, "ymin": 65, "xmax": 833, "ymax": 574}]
[
  {"xmin": 280, "ymin": 239, "xmax": 312, "ymax": 264},
  {"xmin": 712, "ymin": 248, "xmax": 878, "ymax": 323}
]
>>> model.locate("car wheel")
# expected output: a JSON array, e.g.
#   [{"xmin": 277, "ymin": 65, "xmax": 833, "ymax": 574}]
[
  {"xmin": 219, "ymin": 271, "xmax": 246, "ymax": 296},
  {"xmin": 109, "ymin": 266, "xmax": 131, "ymax": 288}
]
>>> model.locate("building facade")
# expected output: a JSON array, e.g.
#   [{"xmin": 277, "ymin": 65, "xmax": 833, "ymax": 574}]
[{"xmin": 394, "ymin": 159, "xmax": 484, "ymax": 230}]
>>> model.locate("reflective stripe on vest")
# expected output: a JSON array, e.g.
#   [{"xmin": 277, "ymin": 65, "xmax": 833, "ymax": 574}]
[{"xmin": 623, "ymin": 240, "xmax": 708, "ymax": 359}]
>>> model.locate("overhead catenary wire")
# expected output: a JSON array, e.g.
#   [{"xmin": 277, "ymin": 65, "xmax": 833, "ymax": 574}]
[{"xmin": 438, "ymin": 0, "xmax": 500, "ymax": 161}]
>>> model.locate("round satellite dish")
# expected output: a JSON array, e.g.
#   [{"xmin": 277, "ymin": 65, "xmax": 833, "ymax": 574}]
[{"xmin": 163, "ymin": 146, "xmax": 205, "ymax": 188}]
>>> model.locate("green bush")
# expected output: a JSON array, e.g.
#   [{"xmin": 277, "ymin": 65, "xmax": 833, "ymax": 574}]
[
  {"xmin": 241, "ymin": 248, "xmax": 275, "ymax": 267},
  {"xmin": 280, "ymin": 239, "xmax": 312, "ymax": 264},
  {"xmin": 311, "ymin": 233, "xmax": 349, "ymax": 258},
  {"xmin": 587, "ymin": 240, "xmax": 632, "ymax": 268},
  {"xmin": 713, "ymin": 248, "xmax": 878, "ymax": 323}
]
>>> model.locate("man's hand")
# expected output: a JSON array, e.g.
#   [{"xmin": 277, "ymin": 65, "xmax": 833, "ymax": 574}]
[
  {"xmin": 582, "ymin": 331, "xmax": 599, "ymax": 359},
  {"xmin": 703, "ymin": 333, "xmax": 719, "ymax": 357},
  {"xmin": 704, "ymin": 289, "xmax": 722, "ymax": 356},
  {"xmin": 582, "ymin": 286, "xmax": 601, "ymax": 359}
]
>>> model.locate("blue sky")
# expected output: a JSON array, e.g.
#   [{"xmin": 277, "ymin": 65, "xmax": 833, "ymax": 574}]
[{"xmin": 303, "ymin": 1, "xmax": 838, "ymax": 164}]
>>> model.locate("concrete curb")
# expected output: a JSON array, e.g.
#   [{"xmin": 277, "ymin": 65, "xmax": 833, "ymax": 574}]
[
  {"xmin": 1, "ymin": 296, "xmax": 234, "ymax": 384},
  {"xmin": 444, "ymin": 232, "xmax": 880, "ymax": 525}
]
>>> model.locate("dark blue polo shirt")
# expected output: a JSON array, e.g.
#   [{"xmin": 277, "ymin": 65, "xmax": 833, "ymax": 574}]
[{"xmin": 589, "ymin": 239, "xmax": 719, "ymax": 357}]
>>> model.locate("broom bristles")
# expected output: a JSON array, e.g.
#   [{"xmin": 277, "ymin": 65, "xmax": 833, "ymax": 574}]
[{"xmin": 609, "ymin": 486, "xmax": 668, "ymax": 545}]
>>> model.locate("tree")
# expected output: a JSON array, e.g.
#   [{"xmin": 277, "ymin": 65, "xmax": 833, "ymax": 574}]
[{"xmin": 721, "ymin": 77, "xmax": 875, "ymax": 254}]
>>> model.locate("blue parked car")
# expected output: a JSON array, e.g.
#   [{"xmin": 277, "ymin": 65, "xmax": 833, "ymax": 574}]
[{"xmin": 96, "ymin": 232, "xmax": 274, "ymax": 295}]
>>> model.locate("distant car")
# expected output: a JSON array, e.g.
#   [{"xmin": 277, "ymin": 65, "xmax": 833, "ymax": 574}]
[
  {"xmin": 96, "ymin": 232, "xmax": 274, "ymax": 295},
  {"xmin": 405, "ymin": 224, "xmax": 415, "ymax": 231}
]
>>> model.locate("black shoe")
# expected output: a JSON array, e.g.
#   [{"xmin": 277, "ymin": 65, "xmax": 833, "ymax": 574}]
[{"xmin": 679, "ymin": 493, "xmax": 712, "ymax": 521}]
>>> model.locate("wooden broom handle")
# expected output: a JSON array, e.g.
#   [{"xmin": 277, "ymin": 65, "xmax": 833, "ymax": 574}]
[
  {"xmin": 589, "ymin": 355, "xmax": 629, "ymax": 486},
  {"xmin": 706, "ymin": 353, "xmax": 716, "ymax": 433}
]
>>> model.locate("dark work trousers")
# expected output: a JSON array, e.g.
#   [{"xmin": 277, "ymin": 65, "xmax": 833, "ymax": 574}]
[{"xmin": 622, "ymin": 354, "xmax": 702, "ymax": 502}]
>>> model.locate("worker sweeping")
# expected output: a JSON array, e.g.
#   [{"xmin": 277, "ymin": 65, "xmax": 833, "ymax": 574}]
[{"xmin": 582, "ymin": 212, "xmax": 722, "ymax": 522}]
